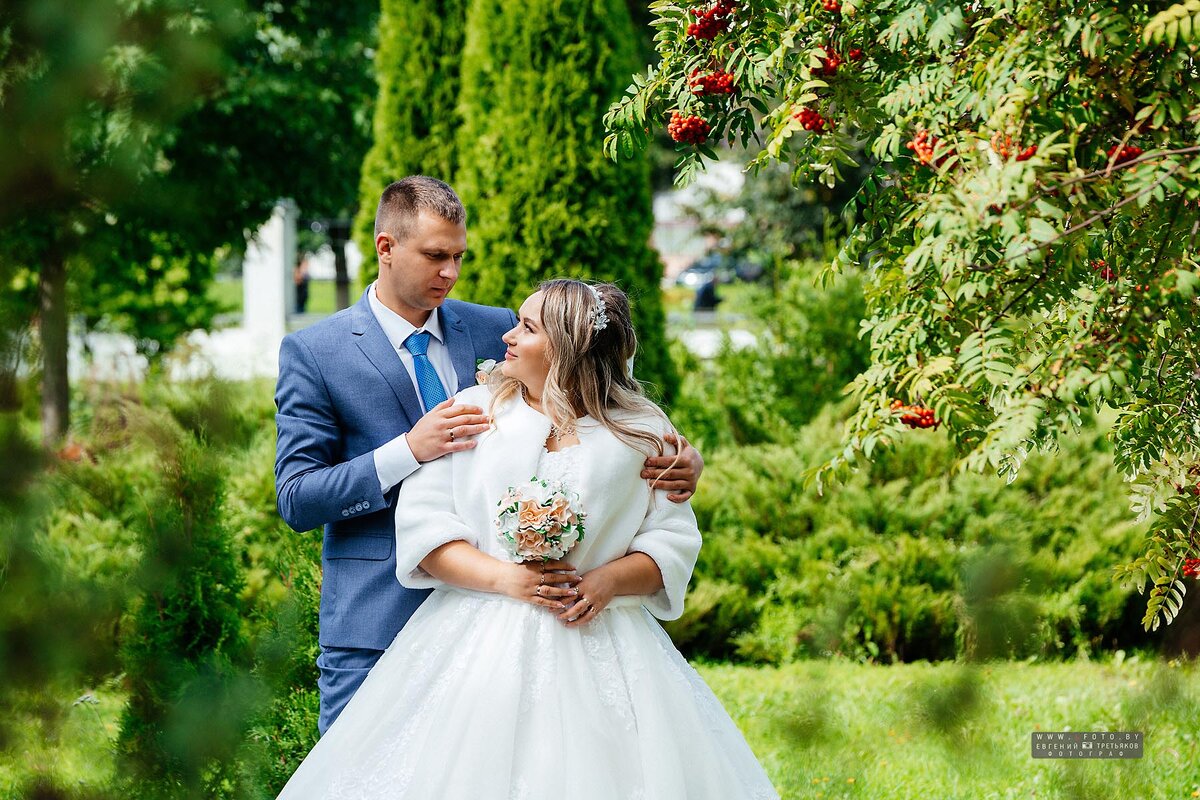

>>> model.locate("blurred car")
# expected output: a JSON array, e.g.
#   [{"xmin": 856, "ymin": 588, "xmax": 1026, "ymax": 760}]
[{"xmin": 674, "ymin": 252, "xmax": 762, "ymax": 287}]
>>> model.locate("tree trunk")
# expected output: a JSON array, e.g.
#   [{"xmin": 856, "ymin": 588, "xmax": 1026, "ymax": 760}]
[
  {"xmin": 334, "ymin": 239, "xmax": 351, "ymax": 311},
  {"xmin": 39, "ymin": 252, "xmax": 69, "ymax": 447}
]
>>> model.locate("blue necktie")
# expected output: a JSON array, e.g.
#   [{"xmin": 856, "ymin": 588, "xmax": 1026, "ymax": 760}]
[{"xmin": 403, "ymin": 330, "xmax": 448, "ymax": 413}]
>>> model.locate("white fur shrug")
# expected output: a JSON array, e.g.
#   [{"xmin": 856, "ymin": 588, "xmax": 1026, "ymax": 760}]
[{"xmin": 393, "ymin": 384, "xmax": 701, "ymax": 620}]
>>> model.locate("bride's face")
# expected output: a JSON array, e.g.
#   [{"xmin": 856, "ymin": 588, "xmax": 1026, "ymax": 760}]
[{"xmin": 501, "ymin": 291, "xmax": 551, "ymax": 388}]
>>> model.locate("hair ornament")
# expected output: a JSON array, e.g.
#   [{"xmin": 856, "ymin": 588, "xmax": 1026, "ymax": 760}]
[{"xmin": 586, "ymin": 284, "xmax": 609, "ymax": 332}]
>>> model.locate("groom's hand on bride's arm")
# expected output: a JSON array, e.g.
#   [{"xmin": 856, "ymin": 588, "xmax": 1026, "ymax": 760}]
[
  {"xmin": 408, "ymin": 398, "xmax": 491, "ymax": 462},
  {"xmin": 641, "ymin": 433, "xmax": 704, "ymax": 503}
]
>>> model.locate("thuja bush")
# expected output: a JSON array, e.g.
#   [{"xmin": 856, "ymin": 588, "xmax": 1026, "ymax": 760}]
[
  {"xmin": 609, "ymin": 0, "xmax": 1200, "ymax": 631},
  {"xmin": 115, "ymin": 408, "xmax": 263, "ymax": 798},
  {"xmin": 352, "ymin": 0, "xmax": 468, "ymax": 279},
  {"xmin": 244, "ymin": 532, "xmax": 322, "ymax": 796},
  {"xmin": 669, "ymin": 401, "xmax": 1160, "ymax": 664},
  {"xmin": 453, "ymin": 0, "xmax": 678, "ymax": 400}
]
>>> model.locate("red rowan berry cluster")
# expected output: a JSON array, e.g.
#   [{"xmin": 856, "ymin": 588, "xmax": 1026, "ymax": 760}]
[
  {"xmin": 990, "ymin": 133, "xmax": 1036, "ymax": 161},
  {"xmin": 848, "ymin": 48, "xmax": 865, "ymax": 61},
  {"xmin": 686, "ymin": 1, "xmax": 736, "ymax": 40},
  {"xmin": 822, "ymin": 0, "xmax": 841, "ymax": 12},
  {"xmin": 668, "ymin": 111, "xmax": 711, "ymax": 144},
  {"xmin": 1106, "ymin": 143, "xmax": 1143, "ymax": 165},
  {"xmin": 793, "ymin": 106, "xmax": 828, "ymax": 133},
  {"xmin": 891, "ymin": 399, "xmax": 938, "ymax": 429},
  {"xmin": 906, "ymin": 130, "xmax": 946, "ymax": 166},
  {"xmin": 819, "ymin": 48, "xmax": 843, "ymax": 76},
  {"xmin": 1184, "ymin": 558, "xmax": 1200, "ymax": 579},
  {"xmin": 1090, "ymin": 259, "xmax": 1116, "ymax": 282},
  {"xmin": 689, "ymin": 68, "xmax": 735, "ymax": 96}
]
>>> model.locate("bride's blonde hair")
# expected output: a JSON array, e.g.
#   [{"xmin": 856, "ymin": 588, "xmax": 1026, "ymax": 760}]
[{"xmin": 489, "ymin": 279, "xmax": 670, "ymax": 457}]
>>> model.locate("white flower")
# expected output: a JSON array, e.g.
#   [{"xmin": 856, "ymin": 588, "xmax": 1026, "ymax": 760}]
[{"xmin": 475, "ymin": 358, "xmax": 498, "ymax": 385}]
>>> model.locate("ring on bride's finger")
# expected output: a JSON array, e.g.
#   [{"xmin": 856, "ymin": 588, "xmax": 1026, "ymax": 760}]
[
  {"xmin": 448, "ymin": 428, "xmax": 456, "ymax": 442},
  {"xmin": 535, "ymin": 585, "xmax": 544, "ymax": 597},
  {"xmin": 539, "ymin": 573, "xmax": 546, "ymax": 586}
]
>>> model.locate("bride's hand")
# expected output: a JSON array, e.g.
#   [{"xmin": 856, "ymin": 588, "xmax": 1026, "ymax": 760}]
[
  {"xmin": 558, "ymin": 568, "xmax": 616, "ymax": 628},
  {"xmin": 499, "ymin": 559, "xmax": 580, "ymax": 611}
]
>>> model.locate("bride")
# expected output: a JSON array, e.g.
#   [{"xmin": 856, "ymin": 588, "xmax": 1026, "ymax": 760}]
[{"xmin": 277, "ymin": 279, "xmax": 779, "ymax": 799}]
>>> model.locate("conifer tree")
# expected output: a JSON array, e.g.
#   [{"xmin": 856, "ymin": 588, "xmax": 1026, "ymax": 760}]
[
  {"xmin": 352, "ymin": 0, "xmax": 468, "ymax": 285},
  {"xmin": 453, "ymin": 0, "xmax": 678, "ymax": 400}
]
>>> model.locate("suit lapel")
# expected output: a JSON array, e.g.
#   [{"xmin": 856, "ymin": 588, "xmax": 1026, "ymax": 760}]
[
  {"xmin": 440, "ymin": 302, "xmax": 480, "ymax": 393},
  {"xmin": 350, "ymin": 291, "xmax": 423, "ymax": 429}
]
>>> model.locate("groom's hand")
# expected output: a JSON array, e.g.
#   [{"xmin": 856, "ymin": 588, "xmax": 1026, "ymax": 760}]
[
  {"xmin": 641, "ymin": 433, "xmax": 703, "ymax": 503},
  {"xmin": 408, "ymin": 398, "xmax": 491, "ymax": 463}
]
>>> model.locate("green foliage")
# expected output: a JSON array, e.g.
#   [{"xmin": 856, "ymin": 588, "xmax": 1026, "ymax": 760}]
[
  {"xmin": 12, "ymin": 377, "xmax": 312, "ymax": 796},
  {"xmin": 670, "ymin": 259, "xmax": 868, "ymax": 450},
  {"xmin": 1144, "ymin": 1, "xmax": 1200, "ymax": 47},
  {"xmin": 672, "ymin": 403, "xmax": 1161, "ymax": 665},
  {"xmin": 0, "ymin": 0, "xmax": 378, "ymax": 446},
  {"xmin": 609, "ymin": 0, "xmax": 1200, "ymax": 629},
  {"xmin": 115, "ymin": 408, "xmax": 263, "ymax": 797},
  {"xmin": 352, "ymin": 0, "xmax": 468, "ymax": 283},
  {"xmin": 453, "ymin": 0, "xmax": 678, "ymax": 400}
]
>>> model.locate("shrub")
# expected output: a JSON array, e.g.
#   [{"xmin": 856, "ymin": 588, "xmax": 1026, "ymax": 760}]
[
  {"xmin": 115, "ymin": 407, "xmax": 263, "ymax": 798},
  {"xmin": 679, "ymin": 403, "xmax": 1159, "ymax": 664}
]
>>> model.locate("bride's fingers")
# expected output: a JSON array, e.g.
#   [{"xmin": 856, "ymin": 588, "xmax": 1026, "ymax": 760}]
[
  {"xmin": 556, "ymin": 598, "xmax": 584, "ymax": 621},
  {"xmin": 562, "ymin": 602, "xmax": 601, "ymax": 628},
  {"xmin": 537, "ymin": 585, "xmax": 579, "ymax": 599},
  {"xmin": 531, "ymin": 596, "xmax": 567, "ymax": 611}
]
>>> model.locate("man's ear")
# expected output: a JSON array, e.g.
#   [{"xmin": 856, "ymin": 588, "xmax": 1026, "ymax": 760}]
[{"xmin": 375, "ymin": 232, "xmax": 392, "ymax": 262}]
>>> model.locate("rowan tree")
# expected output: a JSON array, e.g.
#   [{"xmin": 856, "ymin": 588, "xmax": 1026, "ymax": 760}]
[{"xmin": 607, "ymin": 0, "xmax": 1200, "ymax": 629}]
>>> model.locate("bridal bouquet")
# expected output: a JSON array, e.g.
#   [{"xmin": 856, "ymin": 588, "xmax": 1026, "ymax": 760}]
[{"xmin": 495, "ymin": 478, "xmax": 586, "ymax": 562}]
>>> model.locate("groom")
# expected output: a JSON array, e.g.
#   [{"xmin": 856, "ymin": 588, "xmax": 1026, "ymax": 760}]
[{"xmin": 274, "ymin": 176, "xmax": 704, "ymax": 734}]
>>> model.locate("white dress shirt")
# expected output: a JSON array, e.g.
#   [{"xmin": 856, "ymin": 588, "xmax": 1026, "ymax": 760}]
[{"xmin": 368, "ymin": 282, "xmax": 460, "ymax": 493}]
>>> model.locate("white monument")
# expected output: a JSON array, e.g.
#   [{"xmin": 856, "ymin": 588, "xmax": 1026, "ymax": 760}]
[{"xmin": 242, "ymin": 198, "xmax": 297, "ymax": 342}]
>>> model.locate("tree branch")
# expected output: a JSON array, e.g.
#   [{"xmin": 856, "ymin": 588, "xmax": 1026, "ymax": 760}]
[
  {"xmin": 1011, "ymin": 145, "xmax": 1200, "ymax": 214},
  {"xmin": 971, "ymin": 165, "xmax": 1180, "ymax": 273}
]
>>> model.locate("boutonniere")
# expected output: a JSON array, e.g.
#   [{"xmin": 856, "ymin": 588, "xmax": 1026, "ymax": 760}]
[{"xmin": 475, "ymin": 358, "xmax": 498, "ymax": 385}]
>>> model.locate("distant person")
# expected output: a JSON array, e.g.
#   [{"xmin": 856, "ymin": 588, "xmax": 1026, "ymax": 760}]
[
  {"xmin": 293, "ymin": 255, "xmax": 311, "ymax": 314},
  {"xmin": 693, "ymin": 276, "xmax": 723, "ymax": 311}
]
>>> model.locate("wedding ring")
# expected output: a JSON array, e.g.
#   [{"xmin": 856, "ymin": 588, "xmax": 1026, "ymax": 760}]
[
  {"xmin": 539, "ymin": 573, "xmax": 546, "ymax": 586},
  {"xmin": 448, "ymin": 429, "xmax": 456, "ymax": 442},
  {"xmin": 587, "ymin": 605, "xmax": 595, "ymax": 614},
  {"xmin": 535, "ymin": 585, "xmax": 544, "ymax": 597}
]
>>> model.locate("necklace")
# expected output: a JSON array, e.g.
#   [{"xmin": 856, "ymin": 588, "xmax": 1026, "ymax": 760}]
[{"xmin": 550, "ymin": 420, "xmax": 577, "ymax": 442}]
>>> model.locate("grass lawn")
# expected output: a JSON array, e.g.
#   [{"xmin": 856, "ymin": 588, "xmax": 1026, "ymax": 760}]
[
  {"xmin": 5, "ymin": 657, "xmax": 1197, "ymax": 798},
  {"xmin": 698, "ymin": 656, "xmax": 1200, "ymax": 799}
]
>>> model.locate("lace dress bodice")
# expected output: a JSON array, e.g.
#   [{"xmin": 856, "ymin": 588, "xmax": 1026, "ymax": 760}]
[{"xmin": 535, "ymin": 443, "xmax": 582, "ymax": 487}]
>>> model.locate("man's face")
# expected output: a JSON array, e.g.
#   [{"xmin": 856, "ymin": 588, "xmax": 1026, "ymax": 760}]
[{"xmin": 375, "ymin": 211, "xmax": 467, "ymax": 325}]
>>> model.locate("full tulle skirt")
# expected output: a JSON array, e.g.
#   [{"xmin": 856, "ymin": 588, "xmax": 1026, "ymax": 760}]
[{"xmin": 277, "ymin": 588, "xmax": 779, "ymax": 800}]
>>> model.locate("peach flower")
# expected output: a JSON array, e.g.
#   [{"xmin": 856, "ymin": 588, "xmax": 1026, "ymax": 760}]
[{"xmin": 516, "ymin": 528, "xmax": 553, "ymax": 558}]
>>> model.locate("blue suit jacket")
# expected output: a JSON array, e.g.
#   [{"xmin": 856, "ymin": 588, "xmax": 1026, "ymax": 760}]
[{"xmin": 274, "ymin": 288, "xmax": 517, "ymax": 649}]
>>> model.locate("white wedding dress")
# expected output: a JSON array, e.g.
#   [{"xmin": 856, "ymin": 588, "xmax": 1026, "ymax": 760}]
[{"xmin": 278, "ymin": 443, "xmax": 778, "ymax": 800}]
